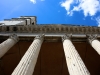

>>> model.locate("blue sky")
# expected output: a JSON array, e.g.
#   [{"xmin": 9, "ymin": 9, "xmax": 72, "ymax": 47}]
[{"xmin": 0, "ymin": 0, "xmax": 100, "ymax": 26}]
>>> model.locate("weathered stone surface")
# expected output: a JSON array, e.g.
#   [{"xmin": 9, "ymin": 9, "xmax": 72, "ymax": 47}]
[
  {"xmin": 0, "ymin": 25, "xmax": 100, "ymax": 34},
  {"xmin": 0, "ymin": 34, "xmax": 18, "ymax": 58},
  {"xmin": 62, "ymin": 35, "xmax": 90, "ymax": 75},
  {"xmin": 12, "ymin": 35, "xmax": 44, "ymax": 75}
]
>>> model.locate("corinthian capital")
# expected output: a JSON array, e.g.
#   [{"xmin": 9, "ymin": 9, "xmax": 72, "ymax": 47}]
[
  {"xmin": 62, "ymin": 34, "xmax": 72, "ymax": 42},
  {"xmin": 86, "ymin": 34, "xmax": 98, "ymax": 43},
  {"xmin": 9, "ymin": 34, "xmax": 19, "ymax": 42},
  {"xmin": 35, "ymin": 34, "xmax": 45, "ymax": 40}
]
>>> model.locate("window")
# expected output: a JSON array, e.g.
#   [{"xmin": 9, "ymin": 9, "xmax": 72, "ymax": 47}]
[
  {"xmin": 0, "ymin": 23, "xmax": 5, "ymax": 25},
  {"xmin": 6, "ymin": 27, "xmax": 9, "ymax": 31},
  {"xmin": 13, "ymin": 27, "xmax": 17, "ymax": 31},
  {"xmin": 32, "ymin": 22, "xmax": 34, "ymax": 25}
]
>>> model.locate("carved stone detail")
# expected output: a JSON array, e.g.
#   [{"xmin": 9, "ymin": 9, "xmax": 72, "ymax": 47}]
[
  {"xmin": 9, "ymin": 34, "xmax": 19, "ymax": 42},
  {"xmin": 0, "ymin": 25, "xmax": 100, "ymax": 34},
  {"xmin": 62, "ymin": 34, "xmax": 72, "ymax": 42},
  {"xmin": 87, "ymin": 34, "xmax": 98, "ymax": 43},
  {"xmin": 2, "ymin": 26, "xmax": 6, "ymax": 32}
]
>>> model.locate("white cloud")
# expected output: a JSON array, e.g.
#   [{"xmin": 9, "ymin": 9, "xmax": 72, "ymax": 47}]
[
  {"xmin": 96, "ymin": 16, "xmax": 100, "ymax": 27},
  {"xmin": 30, "ymin": 0, "xmax": 36, "ymax": 4},
  {"xmin": 60, "ymin": 0, "xmax": 100, "ymax": 16},
  {"xmin": 73, "ymin": 0, "xmax": 100, "ymax": 16},
  {"xmin": 61, "ymin": 0, "xmax": 74, "ymax": 15}
]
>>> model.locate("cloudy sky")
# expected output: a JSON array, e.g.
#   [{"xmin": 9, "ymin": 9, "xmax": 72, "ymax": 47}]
[{"xmin": 0, "ymin": 0, "xmax": 100, "ymax": 26}]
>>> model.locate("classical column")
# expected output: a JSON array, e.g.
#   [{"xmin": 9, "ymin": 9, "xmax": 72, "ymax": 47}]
[
  {"xmin": 0, "ymin": 34, "xmax": 18, "ymax": 58},
  {"xmin": 87, "ymin": 34, "xmax": 100, "ymax": 55},
  {"xmin": 12, "ymin": 34, "xmax": 44, "ymax": 75},
  {"xmin": 62, "ymin": 35, "xmax": 90, "ymax": 75}
]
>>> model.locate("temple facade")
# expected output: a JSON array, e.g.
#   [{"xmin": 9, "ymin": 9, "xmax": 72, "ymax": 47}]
[{"xmin": 0, "ymin": 16, "xmax": 100, "ymax": 75}]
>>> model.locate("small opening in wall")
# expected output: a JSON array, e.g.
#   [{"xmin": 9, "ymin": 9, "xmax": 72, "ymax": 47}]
[
  {"xmin": 56, "ymin": 28, "xmax": 59, "ymax": 31},
  {"xmin": 6, "ymin": 27, "xmax": 9, "ymax": 31},
  {"xmin": 32, "ymin": 22, "xmax": 34, "ymax": 25},
  {"xmin": 25, "ymin": 20, "xmax": 27, "ymax": 25},
  {"xmin": 13, "ymin": 27, "xmax": 17, "ymax": 31}
]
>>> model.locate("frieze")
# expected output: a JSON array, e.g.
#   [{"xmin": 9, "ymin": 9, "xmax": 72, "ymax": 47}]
[{"xmin": 0, "ymin": 25, "xmax": 100, "ymax": 34}]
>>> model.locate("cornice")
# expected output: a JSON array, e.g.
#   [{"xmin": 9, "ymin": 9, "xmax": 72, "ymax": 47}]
[{"xmin": 0, "ymin": 25, "xmax": 99, "ymax": 34}]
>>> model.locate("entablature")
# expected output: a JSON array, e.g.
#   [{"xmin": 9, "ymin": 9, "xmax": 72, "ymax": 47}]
[{"xmin": 0, "ymin": 25, "xmax": 99, "ymax": 34}]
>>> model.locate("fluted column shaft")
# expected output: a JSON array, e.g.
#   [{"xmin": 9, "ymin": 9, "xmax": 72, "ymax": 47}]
[
  {"xmin": 91, "ymin": 40, "xmax": 100, "ymax": 54},
  {"xmin": 12, "ymin": 35, "xmax": 44, "ymax": 75},
  {"xmin": 62, "ymin": 35, "xmax": 90, "ymax": 75},
  {"xmin": 0, "ymin": 34, "xmax": 18, "ymax": 58},
  {"xmin": 87, "ymin": 35, "xmax": 100, "ymax": 55}
]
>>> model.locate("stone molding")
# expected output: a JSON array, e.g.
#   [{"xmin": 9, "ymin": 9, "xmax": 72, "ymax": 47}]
[
  {"xmin": 87, "ymin": 34, "xmax": 98, "ymax": 43},
  {"xmin": 62, "ymin": 34, "xmax": 72, "ymax": 42},
  {"xmin": 0, "ymin": 25, "xmax": 100, "ymax": 34},
  {"xmin": 9, "ymin": 34, "xmax": 19, "ymax": 42},
  {"xmin": 34, "ymin": 34, "xmax": 44, "ymax": 40}
]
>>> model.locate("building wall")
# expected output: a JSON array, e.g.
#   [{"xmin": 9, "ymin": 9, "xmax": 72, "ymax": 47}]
[
  {"xmin": 0, "ymin": 41, "xmax": 100, "ymax": 75},
  {"xmin": 0, "ymin": 16, "xmax": 36, "ymax": 26},
  {"xmin": 0, "ymin": 20, "xmax": 26, "ymax": 25},
  {"xmin": 26, "ymin": 19, "xmax": 30, "ymax": 25}
]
